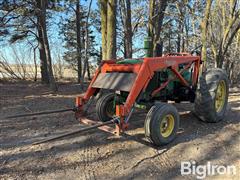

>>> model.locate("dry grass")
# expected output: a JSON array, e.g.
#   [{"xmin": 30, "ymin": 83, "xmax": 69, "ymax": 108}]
[{"xmin": 0, "ymin": 64, "xmax": 78, "ymax": 80}]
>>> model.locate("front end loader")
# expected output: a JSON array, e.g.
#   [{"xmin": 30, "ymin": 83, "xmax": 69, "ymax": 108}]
[{"xmin": 75, "ymin": 52, "xmax": 229, "ymax": 146}]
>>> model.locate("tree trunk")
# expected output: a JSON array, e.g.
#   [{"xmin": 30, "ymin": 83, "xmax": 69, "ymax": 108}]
[
  {"xmin": 125, "ymin": 0, "xmax": 133, "ymax": 58},
  {"xmin": 229, "ymin": 62, "xmax": 234, "ymax": 86},
  {"xmin": 216, "ymin": 23, "xmax": 240, "ymax": 68},
  {"xmin": 106, "ymin": 0, "xmax": 117, "ymax": 59},
  {"xmin": 98, "ymin": 47, "xmax": 102, "ymax": 65},
  {"xmin": 149, "ymin": 0, "xmax": 168, "ymax": 57},
  {"xmin": 181, "ymin": 22, "xmax": 185, "ymax": 52},
  {"xmin": 125, "ymin": 0, "xmax": 132, "ymax": 58},
  {"xmin": 33, "ymin": 46, "xmax": 38, "ymax": 82},
  {"xmin": 37, "ymin": 22, "xmax": 49, "ymax": 83},
  {"xmin": 36, "ymin": 0, "xmax": 57, "ymax": 91},
  {"xmin": 177, "ymin": 21, "xmax": 181, "ymax": 53},
  {"xmin": 99, "ymin": 0, "xmax": 108, "ymax": 60},
  {"xmin": 86, "ymin": 60, "xmax": 91, "ymax": 80},
  {"xmin": 28, "ymin": 41, "xmax": 38, "ymax": 82},
  {"xmin": 168, "ymin": 25, "xmax": 171, "ymax": 52},
  {"xmin": 81, "ymin": 0, "xmax": 93, "ymax": 86},
  {"xmin": 76, "ymin": 0, "xmax": 82, "ymax": 83},
  {"xmin": 216, "ymin": 49, "xmax": 224, "ymax": 68},
  {"xmin": 120, "ymin": 0, "xmax": 132, "ymax": 58},
  {"xmin": 201, "ymin": 0, "xmax": 212, "ymax": 67},
  {"xmin": 210, "ymin": 0, "xmax": 240, "ymax": 70},
  {"xmin": 148, "ymin": 0, "xmax": 155, "ymax": 57},
  {"xmin": 185, "ymin": 19, "xmax": 189, "ymax": 51}
]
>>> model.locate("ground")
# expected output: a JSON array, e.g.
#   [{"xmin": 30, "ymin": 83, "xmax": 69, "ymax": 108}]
[{"xmin": 0, "ymin": 82, "xmax": 239, "ymax": 180}]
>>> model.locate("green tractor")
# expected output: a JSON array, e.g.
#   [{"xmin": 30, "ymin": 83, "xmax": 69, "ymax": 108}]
[{"xmin": 92, "ymin": 38, "xmax": 229, "ymax": 146}]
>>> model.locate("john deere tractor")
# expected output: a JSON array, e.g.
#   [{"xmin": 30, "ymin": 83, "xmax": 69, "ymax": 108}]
[{"xmin": 76, "ymin": 38, "xmax": 229, "ymax": 146}]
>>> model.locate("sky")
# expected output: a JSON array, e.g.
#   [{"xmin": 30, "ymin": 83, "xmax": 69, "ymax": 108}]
[
  {"xmin": 0, "ymin": 0, "xmax": 100, "ymax": 65},
  {"xmin": 0, "ymin": 0, "xmax": 148, "ymax": 66}
]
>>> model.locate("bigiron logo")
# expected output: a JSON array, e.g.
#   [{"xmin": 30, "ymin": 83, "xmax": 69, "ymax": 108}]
[{"xmin": 180, "ymin": 161, "xmax": 237, "ymax": 179}]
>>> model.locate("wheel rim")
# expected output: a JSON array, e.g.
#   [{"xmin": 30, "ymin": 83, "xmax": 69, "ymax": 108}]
[
  {"xmin": 160, "ymin": 114, "xmax": 175, "ymax": 138},
  {"xmin": 215, "ymin": 80, "xmax": 226, "ymax": 113},
  {"xmin": 106, "ymin": 100, "xmax": 115, "ymax": 117}
]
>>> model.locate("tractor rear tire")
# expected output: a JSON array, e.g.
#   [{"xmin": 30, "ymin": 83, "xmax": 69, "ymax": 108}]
[
  {"xmin": 144, "ymin": 103, "xmax": 180, "ymax": 146},
  {"xmin": 194, "ymin": 68, "xmax": 229, "ymax": 122},
  {"xmin": 96, "ymin": 93, "xmax": 115, "ymax": 122}
]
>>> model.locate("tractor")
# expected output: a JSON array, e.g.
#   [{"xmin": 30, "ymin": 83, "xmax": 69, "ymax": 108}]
[{"xmin": 74, "ymin": 41, "xmax": 229, "ymax": 146}]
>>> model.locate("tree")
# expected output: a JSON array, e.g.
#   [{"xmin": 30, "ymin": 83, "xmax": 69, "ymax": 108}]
[
  {"xmin": 209, "ymin": 0, "xmax": 240, "ymax": 68},
  {"xmin": 116, "ymin": 0, "xmax": 147, "ymax": 57},
  {"xmin": 148, "ymin": 0, "xmax": 168, "ymax": 57},
  {"xmin": 175, "ymin": 1, "xmax": 187, "ymax": 52},
  {"xmin": 99, "ymin": 0, "xmax": 117, "ymax": 60},
  {"xmin": 76, "ymin": 0, "xmax": 82, "ymax": 83},
  {"xmin": 99, "ymin": 0, "xmax": 108, "ymax": 60},
  {"xmin": 0, "ymin": 0, "xmax": 59, "ymax": 91},
  {"xmin": 200, "ymin": 0, "xmax": 212, "ymax": 67},
  {"xmin": 82, "ymin": 0, "xmax": 93, "ymax": 83},
  {"xmin": 60, "ymin": 0, "xmax": 98, "ymax": 82},
  {"xmin": 119, "ymin": 0, "xmax": 132, "ymax": 58},
  {"xmin": 36, "ymin": 0, "xmax": 57, "ymax": 91},
  {"xmin": 106, "ymin": 0, "xmax": 117, "ymax": 59}
]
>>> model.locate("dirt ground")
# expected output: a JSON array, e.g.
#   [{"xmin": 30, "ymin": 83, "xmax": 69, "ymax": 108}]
[{"xmin": 0, "ymin": 82, "xmax": 239, "ymax": 180}]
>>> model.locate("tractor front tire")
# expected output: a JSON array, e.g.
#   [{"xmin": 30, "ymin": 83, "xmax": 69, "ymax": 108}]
[
  {"xmin": 96, "ymin": 93, "xmax": 115, "ymax": 122},
  {"xmin": 194, "ymin": 68, "xmax": 229, "ymax": 122},
  {"xmin": 144, "ymin": 103, "xmax": 180, "ymax": 146}
]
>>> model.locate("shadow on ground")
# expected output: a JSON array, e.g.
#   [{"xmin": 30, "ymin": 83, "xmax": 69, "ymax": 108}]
[{"xmin": 0, "ymin": 82, "xmax": 239, "ymax": 179}]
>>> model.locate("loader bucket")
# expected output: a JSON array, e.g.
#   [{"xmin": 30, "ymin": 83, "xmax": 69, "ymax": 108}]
[{"xmin": 92, "ymin": 72, "xmax": 137, "ymax": 92}]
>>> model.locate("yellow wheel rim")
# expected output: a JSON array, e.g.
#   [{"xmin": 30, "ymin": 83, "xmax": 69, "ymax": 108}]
[
  {"xmin": 160, "ymin": 114, "xmax": 175, "ymax": 138},
  {"xmin": 215, "ymin": 80, "xmax": 226, "ymax": 113}
]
